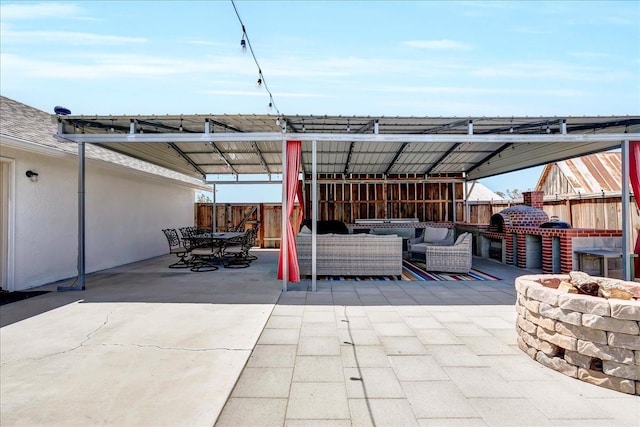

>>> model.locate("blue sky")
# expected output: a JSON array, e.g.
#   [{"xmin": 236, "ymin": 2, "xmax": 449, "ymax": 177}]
[{"xmin": 1, "ymin": 1, "xmax": 638, "ymax": 201}]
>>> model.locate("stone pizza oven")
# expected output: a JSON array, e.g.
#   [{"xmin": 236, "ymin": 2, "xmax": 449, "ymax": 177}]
[
  {"xmin": 489, "ymin": 192, "xmax": 549, "ymax": 233},
  {"xmin": 480, "ymin": 191, "xmax": 623, "ymax": 275}
]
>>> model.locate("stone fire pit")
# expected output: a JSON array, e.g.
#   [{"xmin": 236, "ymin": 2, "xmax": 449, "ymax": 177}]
[{"xmin": 515, "ymin": 273, "xmax": 640, "ymax": 395}]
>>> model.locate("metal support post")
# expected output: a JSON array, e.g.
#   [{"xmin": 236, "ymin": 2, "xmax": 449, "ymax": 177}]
[
  {"xmin": 312, "ymin": 139, "xmax": 317, "ymax": 292},
  {"xmin": 621, "ymin": 140, "xmax": 631, "ymax": 280}
]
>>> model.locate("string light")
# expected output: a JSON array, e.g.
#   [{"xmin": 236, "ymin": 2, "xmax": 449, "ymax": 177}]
[
  {"xmin": 346, "ymin": 119, "xmax": 351, "ymax": 132},
  {"xmin": 231, "ymin": 0, "xmax": 282, "ymax": 115},
  {"xmin": 301, "ymin": 119, "xmax": 306, "ymax": 132},
  {"xmin": 179, "ymin": 118, "xmax": 183, "ymax": 132}
]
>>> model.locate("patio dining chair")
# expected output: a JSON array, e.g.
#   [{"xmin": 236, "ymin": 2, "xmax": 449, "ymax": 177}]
[
  {"xmin": 189, "ymin": 238, "xmax": 224, "ymax": 272},
  {"xmin": 221, "ymin": 228, "xmax": 257, "ymax": 268},
  {"xmin": 179, "ymin": 226, "xmax": 202, "ymax": 249},
  {"xmin": 162, "ymin": 228, "xmax": 190, "ymax": 269}
]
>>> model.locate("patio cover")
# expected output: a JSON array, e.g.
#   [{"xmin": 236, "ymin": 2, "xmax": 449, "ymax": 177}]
[
  {"xmin": 55, "ymin": 115, "xmax": 639, "ymax": 180},
  {"xmin": 54, "ymin": 114, "xmax": 640, "ymax": 288}
]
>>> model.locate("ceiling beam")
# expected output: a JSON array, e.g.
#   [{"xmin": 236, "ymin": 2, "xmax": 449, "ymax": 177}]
[
  {"xmin": 384, "ymin": 142, "xmax": 409, "ymax": 175},
  {"xmin": 341, "ymin": 121, "xmax": 375, "ymax": 174},
  {"xmin": 251, "ymin": 141, "xmax": 270, "ymax": 174},
  {"xmin": 208, "ymin": 142, "xmax": 239, "ymax": 175},
  {"xmin": 466, "ymin": 143, "xmax": 513, "ymax": 176},
  {"xmin": 422, "ymin": 118, "xmax": 470, "ymax": 134},
  {"xmin": 59, "ymin": 131, "xmax": 637, "ymax": 145},
  {"xmin": 424, "ymin": 143, "xmax": 461, "ymax": 175},
  {"xmin": 167, "ymin": 142, "xmax": 207, "ymax": 178},
  {"xmin": 343, "ymin": 142, "xmax": 355, "ymax": 175},
  {"xmin": 564, "ymin": 118, "xmax": 640, "ymax": 133}
]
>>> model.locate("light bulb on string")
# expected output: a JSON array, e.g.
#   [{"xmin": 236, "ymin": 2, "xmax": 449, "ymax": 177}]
[
  {"xmin": 276, "ymin": 117, "xmax": 280, "ymax": 126},
  {"xmin": 301, "ymin": 119, "xmax": 306, "ymax": 132},
  {"xmin": 346, "ymin": 119, "xmax": 351, "ymax": 132},
  {"xmin": 268, "ymin": 101, "xmax": 273, "ymax": 112},
  {"xmin": 179, "ymin": 118, "xmax": 183, "ymax": 132},
  {"xmin": 240, "ymin": 36, "xmax": 246, "ymax": 52}
]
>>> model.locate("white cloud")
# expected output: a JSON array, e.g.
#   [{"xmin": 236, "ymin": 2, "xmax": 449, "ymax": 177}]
[
  {"xmin": 1, "ymin": 28, "xmax": 147, "ymax": 45},
  {"xmin": 569, "ymin": 51, "xmax": 612, "ymax": 59},
  {"xmin": 470, "ymin": 61, "xmax": 630, "ymax": 81},
  {"xmin": 203, "ymin": 90, "xmax": 330, "ymax": 98},
  {"xmin": 403, "ymin": 39, "xmax": 472, "ymax": 50},
  {"xmin": 510, "ymin": 26, "xmax": 552, "ymax": 35},
  {"xmin": 0, "ymin": 52, "xmax": 259, "ymax": 80},
  {"xmin": 184, "ymin": 39, "xmax": 228, "ymax": 47},
  {"xmin": 0, "ymin": 2, "xmax": 89, "ymax": 20},
  {"xmin": 374, "ymin": 85, "xmax": 584, "ymax": 98}
]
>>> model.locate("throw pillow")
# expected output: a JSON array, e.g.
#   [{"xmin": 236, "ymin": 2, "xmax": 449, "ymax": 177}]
[
  {"xmin": 454, "ymin": 233, "xmax": 468, "ymax": 245},
  {"xmin": 299, "ymin": 225, "xmax": 312, "ymax": 234},
  {"xmin": 423, "ymin": 227, "xmax": 449, "ymax": 243}
]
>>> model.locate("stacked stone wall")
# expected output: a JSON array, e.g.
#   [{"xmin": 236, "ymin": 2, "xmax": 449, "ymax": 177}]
[{"xmin": 515, "ymin": 275, "xmax": 640, "ymax": 395}]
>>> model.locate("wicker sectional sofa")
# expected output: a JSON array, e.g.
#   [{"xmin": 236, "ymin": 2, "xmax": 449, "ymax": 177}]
[{"xmin": 296, "ymin": 233, "xmax": 403, "ymax": 278}]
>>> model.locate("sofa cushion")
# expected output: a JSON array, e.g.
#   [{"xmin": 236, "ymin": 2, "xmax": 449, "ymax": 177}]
[
  {"xmin": 300, "ymin": 219, "xmax": 349, "ymax": 234},
  {"xmin": 424, "ymin": 227, "xmax": 449, "ymax": 243},
  {"xmin": 370, "ymin": 228, "xmax": 414, "ymax": 239}
]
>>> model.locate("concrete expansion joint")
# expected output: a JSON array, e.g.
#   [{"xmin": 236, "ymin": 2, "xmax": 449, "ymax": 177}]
[{"xmin": 96, "ymin": 343, "xmax": 252, "ymax": 352}]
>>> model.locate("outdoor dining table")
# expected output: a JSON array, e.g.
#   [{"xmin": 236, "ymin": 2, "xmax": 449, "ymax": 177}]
[
  {"xmin": 187, "ymin": 231, "xmax": 246, "ymax": 251},
  {"xmin": 190, "ymin": 231, "xmax": 246, "ymax": 242},
  {"xmin": 186, "ymin": 232, "xmax": 247, "ymax": 272}
]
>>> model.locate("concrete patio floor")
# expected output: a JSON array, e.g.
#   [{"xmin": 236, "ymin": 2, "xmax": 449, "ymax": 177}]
[{"xmin": 1, "ymin": 250, "xmax": 638, "ymax": 426}]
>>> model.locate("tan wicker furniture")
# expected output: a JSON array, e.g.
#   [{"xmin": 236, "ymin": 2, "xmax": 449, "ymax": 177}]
[
  {"xmin": 424, "ymin": 232, "xmax": 473, "ymax": 273},
  {"xmin": 296, "ymin": 233, "xmax": 403, "ymax": 278},
  {"xmin": 407, "ymin": 227, "xmax": 455, "ymax": 259}
]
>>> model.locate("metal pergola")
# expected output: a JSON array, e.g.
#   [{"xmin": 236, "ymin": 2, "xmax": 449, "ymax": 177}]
[{"xmin": 55, "ymin": 114, "xmax": 640, "ymax": 290}]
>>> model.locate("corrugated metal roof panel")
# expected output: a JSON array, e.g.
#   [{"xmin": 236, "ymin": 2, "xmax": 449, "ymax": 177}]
[
  {"xmin": 52, "ymin": 105, "xmax": 639, "ymax": 179},
  {"xmin": 556, "ymin": 152, "xmax": 623, "ymax": 193}
]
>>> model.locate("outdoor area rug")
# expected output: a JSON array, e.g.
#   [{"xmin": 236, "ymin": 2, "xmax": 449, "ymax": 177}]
[
  {"xmin": 401, "ymin": 259, "xmax": 500, "ymax": 281},
  {"xmin": 0, "ymin": 290, "xmax": 50, "ymax": 306},
  {"xmin": 315, "ymin": 259, "xmax": 500, "ymax": 282}
]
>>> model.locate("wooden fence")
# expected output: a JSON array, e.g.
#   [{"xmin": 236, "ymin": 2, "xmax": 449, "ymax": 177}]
[
  {"xmin": 196, "ymin": 194, "xmax": 638, "ymax": 248},
  {"xmin": 194, "ymin": 203, "xmax": 301, "ymax": 248}
]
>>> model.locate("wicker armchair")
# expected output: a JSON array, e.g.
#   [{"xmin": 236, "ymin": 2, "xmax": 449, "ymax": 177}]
[
  {"xmin": 424, "ymin": 232, "xmax": 472, "ymax": 273},
  {"xmin": 408, "ymin": 227, "xmax": 455, "ymax": 260}
]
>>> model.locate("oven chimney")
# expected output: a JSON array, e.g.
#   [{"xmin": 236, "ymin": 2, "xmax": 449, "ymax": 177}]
[{"xmin": 523, "ymin": 191, "xmax": 544, "ymax": 210}]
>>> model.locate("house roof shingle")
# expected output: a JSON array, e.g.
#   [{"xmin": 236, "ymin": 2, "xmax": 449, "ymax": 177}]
[{"xmin": 0, "ymin": 96, "xmax": 208, "ymax": 189}]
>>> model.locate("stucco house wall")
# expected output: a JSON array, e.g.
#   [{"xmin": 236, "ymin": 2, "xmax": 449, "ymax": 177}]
[
  {"xmin": 1, "ymin": 143, "xmax": 196, "ymax": 291},
  {"xmin": 1, "ymin": 96, "xmax": 205, "ymax": 291}
]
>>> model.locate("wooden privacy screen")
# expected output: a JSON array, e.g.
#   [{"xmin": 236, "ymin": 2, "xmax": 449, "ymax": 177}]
[{"xmin": 302, "ymin": 175, "xmax": 465, "ymax": 223}]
